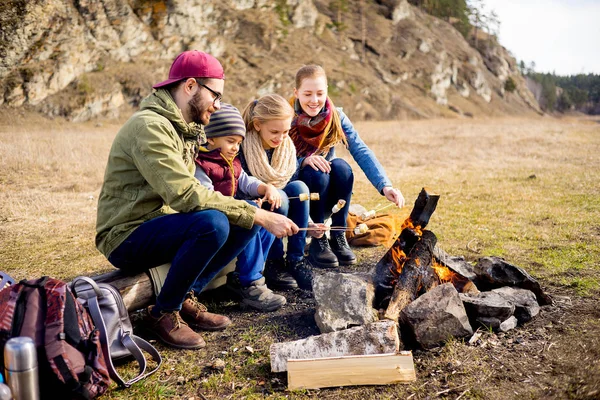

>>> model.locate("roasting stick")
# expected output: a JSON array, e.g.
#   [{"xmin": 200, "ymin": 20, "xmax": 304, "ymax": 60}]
[
  {"xmin": 361, "ymin": 203, "xmax": 395, "ymax": 220},
  {"xmin": 298, "ymin": 223, "xmax": 369, "ymax": 235}
]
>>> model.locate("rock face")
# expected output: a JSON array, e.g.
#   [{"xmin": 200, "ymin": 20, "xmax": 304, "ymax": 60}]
[{"xmin": 0, "ymin": 0, "xmax": 541, "ymax": 120}]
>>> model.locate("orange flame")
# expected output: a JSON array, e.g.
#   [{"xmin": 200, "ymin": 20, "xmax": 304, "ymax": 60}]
[
  {"xmin": 388, "ymin": 245, "xmax": 407, "ymax": 279},
  {"xmin": 432, "ymin": 261, "xmax": 458, "ymax": 283},
  {"xmin": 401, "ymin": 218, "xmax": 423, "ymax": 236}
]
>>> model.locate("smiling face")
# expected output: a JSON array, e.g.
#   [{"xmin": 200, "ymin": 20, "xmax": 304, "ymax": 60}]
[
  {"xmin": 294, "ymin": 75, "xmax": 328, "ymax": 117},
  {"xmin": 206, "ymin": 135, "xmax": 243, "ymax": 160},
  {"xmin": 254, "ymin": 117, "xmax": 293, "ymax": 149},
  {"xmin": 187, "ymin": 78, "xmax": 224, "ymax": 125}
]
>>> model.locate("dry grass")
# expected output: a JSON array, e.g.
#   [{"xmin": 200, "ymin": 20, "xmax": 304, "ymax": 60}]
[{"xmin": 1, "ymin": 111, "xmax": 599, "ymax": 399}]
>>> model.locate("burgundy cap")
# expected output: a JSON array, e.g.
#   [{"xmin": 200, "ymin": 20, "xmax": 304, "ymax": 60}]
[{"xmin": 153, "ymin": 50, "xmax": 225, "ymax": 89}]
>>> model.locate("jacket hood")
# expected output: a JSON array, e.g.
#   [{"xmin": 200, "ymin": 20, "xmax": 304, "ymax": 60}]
[{"xmin": 140, "ymin": 89, "xmax": 205, "ymax": 141}]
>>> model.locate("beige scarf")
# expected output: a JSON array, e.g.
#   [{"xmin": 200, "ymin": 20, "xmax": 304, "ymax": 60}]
[{"xmin": 241, "ymin": 130, "xmax": 297, "ymax": 189}]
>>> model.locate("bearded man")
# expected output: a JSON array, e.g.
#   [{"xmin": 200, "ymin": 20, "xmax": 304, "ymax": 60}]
[{"xmin": 96, "ymin": 51, "xmax": 297, "ymax": 349}]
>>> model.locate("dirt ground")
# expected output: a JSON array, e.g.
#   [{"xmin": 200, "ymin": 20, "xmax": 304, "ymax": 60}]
[{"xmin": 182, "ymin": 245, "xmax": 600, "ymax": 400}]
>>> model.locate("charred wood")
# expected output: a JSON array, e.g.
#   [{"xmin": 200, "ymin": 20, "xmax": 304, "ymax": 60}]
[{"xmin": 408, "ymin": 187, "xmax": 439, "ymax": 229}]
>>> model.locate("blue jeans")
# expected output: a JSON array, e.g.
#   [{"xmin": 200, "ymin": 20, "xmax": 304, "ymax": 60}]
[
  {"xmin": 108, "ymin": 210, "xmax": 260, "ymax": 313},
  {"xmin": 235, "ymin": 181, "xmax": 310, "ymax": 284},
  {"xmin": 268, "ymin": 181, "xmax": 310, "ymax": 263},
  {"xmin": 298, "ymin": 158, "xmax": 354, "ymax": 227}
]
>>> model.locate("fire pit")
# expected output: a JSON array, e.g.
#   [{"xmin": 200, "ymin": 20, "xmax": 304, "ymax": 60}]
[{"xmin": 311, "ymin": 187, "xmax": 551, "ymax": 349}]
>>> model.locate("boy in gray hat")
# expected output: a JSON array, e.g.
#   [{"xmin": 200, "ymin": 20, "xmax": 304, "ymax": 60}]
[{"xmin": 193, "ymin": 103, "xmax": 287, "ymax": 311}]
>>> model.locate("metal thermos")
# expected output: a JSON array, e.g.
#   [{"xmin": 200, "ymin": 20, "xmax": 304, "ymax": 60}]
[{"xmin": 4, "ymin": 336, "xmax": 40, "ymax": 400}]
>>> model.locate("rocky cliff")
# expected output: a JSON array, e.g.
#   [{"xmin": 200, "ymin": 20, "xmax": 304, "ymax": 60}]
[{"xmin": 0, "ymin": 0, "xmax": 542, "ymax": 121}]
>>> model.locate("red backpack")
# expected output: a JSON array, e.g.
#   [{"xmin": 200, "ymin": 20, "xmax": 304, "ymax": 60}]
[{"xmin": 0, "ymin": 276, "xmax": 110, "ymax": 399}]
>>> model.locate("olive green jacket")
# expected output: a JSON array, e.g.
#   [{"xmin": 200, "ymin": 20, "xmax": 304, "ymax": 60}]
[{"xmin": 96, "ymin": 89, "xmax": 256, "ymax": 258}]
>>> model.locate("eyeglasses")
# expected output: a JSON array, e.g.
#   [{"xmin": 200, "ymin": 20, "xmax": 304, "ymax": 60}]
[{"xmin": 194, "ymin": 78, "xmax": 222, "ymax": 105}]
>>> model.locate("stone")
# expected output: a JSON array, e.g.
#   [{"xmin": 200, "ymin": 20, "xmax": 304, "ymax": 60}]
[
  {"xmin": 419, "ymin": 40, "xmax": 431, "ymax": 53},
  {"xmin": 433, "ymin": 246, "xmax": 477, "ymax": 281},
  {"xmin": 291, "ymin": 0, "xmax": 318, "ymax": 29},
  {"xmin": 400, "ymin": 283, "xmax": 473, "ymax": 349},
  {"xmin": 492, "ymin": 287, "xmax": 540, "ymax": 323},
  {"xmin": 313, "ymin": 272, "xmax": 378, "ymax": 333},
  {"xmin": 473, "ymin": 256, "xmax": 552, "ymax": 305},
  {"xmin": 460, "ymin": 291, "xmax": 515, "ymax": 329},
  {"xmin": 269, "ymin": 320, "xmax": 400, "ymax": 372},
  {"xmin": 392, "ymin": 0, "xmax": 413, "ymax": 23},
  {"xmin": 499, "ymin": 316, "xmax": 518, "ymax": 332}
]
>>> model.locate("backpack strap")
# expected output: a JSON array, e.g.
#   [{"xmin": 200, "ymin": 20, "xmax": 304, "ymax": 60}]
[{"xmin": 72, "ymin": 276, "xmax": 162, "ymax": 388}]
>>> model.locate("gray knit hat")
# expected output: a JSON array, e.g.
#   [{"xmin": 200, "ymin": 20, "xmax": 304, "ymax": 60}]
[{"xmin": 204, "ymin": 103, "xmax": 246, "ymax": 138}]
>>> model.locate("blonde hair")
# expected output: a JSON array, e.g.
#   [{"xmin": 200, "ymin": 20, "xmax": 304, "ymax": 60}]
[
  {"xmin": 241, "ymin": 94, "xmax": 297, "ymax": 188},
  {"xmin": 294, "ymin": 65, "xmax": 347, "ymax": 151},
  {"xmin": 242, "ymin": 93, "xmax": 295, "ymax": 131}
]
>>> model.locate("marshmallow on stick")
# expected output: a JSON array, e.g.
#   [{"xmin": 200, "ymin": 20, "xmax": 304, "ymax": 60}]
[
  {"xmin": 293, "ymin": 193, "xmax": 320, "ymax": 201},
  {"xmin": 353, "ymin": 223, "xmax": 369, "ymax": 235},
  {"xmin": 331, "ymin": 199, "xmax": 346, "ymax": 214},
  {"xmin": 360, "ymin": 210, "xmax": 376, "ymax": 221}
]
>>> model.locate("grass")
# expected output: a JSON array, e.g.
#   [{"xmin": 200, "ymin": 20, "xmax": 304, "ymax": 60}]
[{"xmin": 1, "ymin": 111, "xmax": 599, "ymax": 398}]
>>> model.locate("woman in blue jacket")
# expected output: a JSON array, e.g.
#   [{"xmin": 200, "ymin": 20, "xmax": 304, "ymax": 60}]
[{"xmin": 290, "ymin": 65, "xmax": 405, "ymax": 268}]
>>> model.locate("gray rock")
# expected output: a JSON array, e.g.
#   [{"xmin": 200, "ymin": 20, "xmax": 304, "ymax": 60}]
[
  {"xmin": 473, "ymin": 256, "xmax": 552, "ymax": 305},
  {"xmin": 460, "ymin": 291, "xmax": 515, "ymax": 325},
  {"xmin": 433, "ymin": 246, "xmax": 477, "ymax": 281},
  {"xmin": 400, "ymin": 283, "xmax": 473, "ymax": 349},
  {"xmin": 492, "ymin": 287, "xmax": 540, "ymax": 323},
  {"xmin": 499, "ymin": 316, "xmax": 519, "ymax": 332},
  {"xmin": 313, "ymin": 272, "xmax": 378, "ymax": 333},
  {"xmin": 269, "ymin": 320, "xmax": 400, "ymax": 372}
]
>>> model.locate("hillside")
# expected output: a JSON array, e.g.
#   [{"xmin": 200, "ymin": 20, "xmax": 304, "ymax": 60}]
[{"xmin": 0, "ymin": 0, "xmax": 542, "ymax": 121}]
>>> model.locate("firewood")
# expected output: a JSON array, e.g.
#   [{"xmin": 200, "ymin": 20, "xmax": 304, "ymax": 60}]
[
  {"xmin": 286, "ymin": 352, "xmax": 416, "ymax": 389},
  {"xmin": 384, "ymin": 230, "xmax": 438, "ymax": 321},
  {"xmin": 408, "ymin": 187, "xmax": 439, "ymax": 229}
]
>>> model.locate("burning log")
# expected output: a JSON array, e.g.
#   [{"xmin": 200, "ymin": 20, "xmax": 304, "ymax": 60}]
[
  {"xmin": 408, "ymin": 187, "xmax": 439, "ymax": 229},
  {"xmin": 383, "ymin": 230, "xmax": 438, "ymax": 321}
]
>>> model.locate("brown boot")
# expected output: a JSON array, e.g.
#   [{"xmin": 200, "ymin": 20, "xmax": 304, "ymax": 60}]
[
  {"xmin": 181, "ymin": 292, "xmax": 232, "ymax": 331},
  {"xmin": 144, "ymin": 306, "xmax": 206, "ymax": 349}
]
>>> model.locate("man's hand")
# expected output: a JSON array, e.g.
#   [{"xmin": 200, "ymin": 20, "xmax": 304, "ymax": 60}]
[
  {"xmin": 262, "ymin": 184, "xmax": 282, "ymax": 211},
  {"xmin": 253, "ymin": 208, "xmax": 298, "ymax": 238},
  {"xmin": 302, "ymin": 155, "xmax": 331, "ymax": 173},
  {"xmin": 382, "ymin": 186, "xmax": 405, "ymax": 208}
]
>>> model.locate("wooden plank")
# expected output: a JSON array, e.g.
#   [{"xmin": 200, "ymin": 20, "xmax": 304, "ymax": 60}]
[{"xmin": 287, "ymin": 352, "xmax": 416, "ymax": 390}]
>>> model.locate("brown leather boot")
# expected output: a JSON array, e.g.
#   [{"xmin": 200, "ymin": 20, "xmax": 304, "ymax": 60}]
[
  {"xmin": 144, "ymin": 306, "xmax": 206, "ymax": 349},
  {"xmin": 180, "ymin": 292, "xmax": 232, "ymax": 331}
]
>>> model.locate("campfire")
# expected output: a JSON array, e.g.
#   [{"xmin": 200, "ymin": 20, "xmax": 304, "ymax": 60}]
[
  {"xmin": 312, "ymin": 187, "xmax": 550, "ymax": 348},
  {"xmin": 270, "ymin": 188, "xmax": 553, "ymax": 388},
  {"xmin": 374, "ymin": 188, "xmax": 477, "ymax": 321}
]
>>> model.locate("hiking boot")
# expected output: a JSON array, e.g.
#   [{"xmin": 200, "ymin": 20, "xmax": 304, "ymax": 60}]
[
  {"xmin": 264, "ymin": 258, "xmax": 298, "ymax": 290},
  {"xmin": 287, "ymin": 258, "xmax": 313, "ymax": 291},
  {"xmin": 330, "ymin": 232, "xmax": 357, "ymax": 265},
  {"xmin": 143, "ymin": 306, "xmax": 206, "ymax": 349},
  {"xmin": 226, "ymin": 272, "xmax": 286, "ymax": 312},
  {"xmin": 181, "ymin": 292, "xmax": 231, "ymax": 331},
  {"xmin": 308, "ymin": 236, "xmax": 339, "ymax": 269}
]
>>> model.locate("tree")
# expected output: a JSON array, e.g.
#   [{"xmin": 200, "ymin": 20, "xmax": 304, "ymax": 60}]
[{"xmin": 504, "ymin": 77, "xmax": 517, "ymax": 93}]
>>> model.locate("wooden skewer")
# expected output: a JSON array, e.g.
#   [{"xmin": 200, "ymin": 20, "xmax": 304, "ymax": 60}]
[
  {"xmin": 297, "ymin": 226, "xmax": 352, "ymax": 231},
  {"xmin": 374, "ymin": 203, "xmax": 395, "ymax": 213}
]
